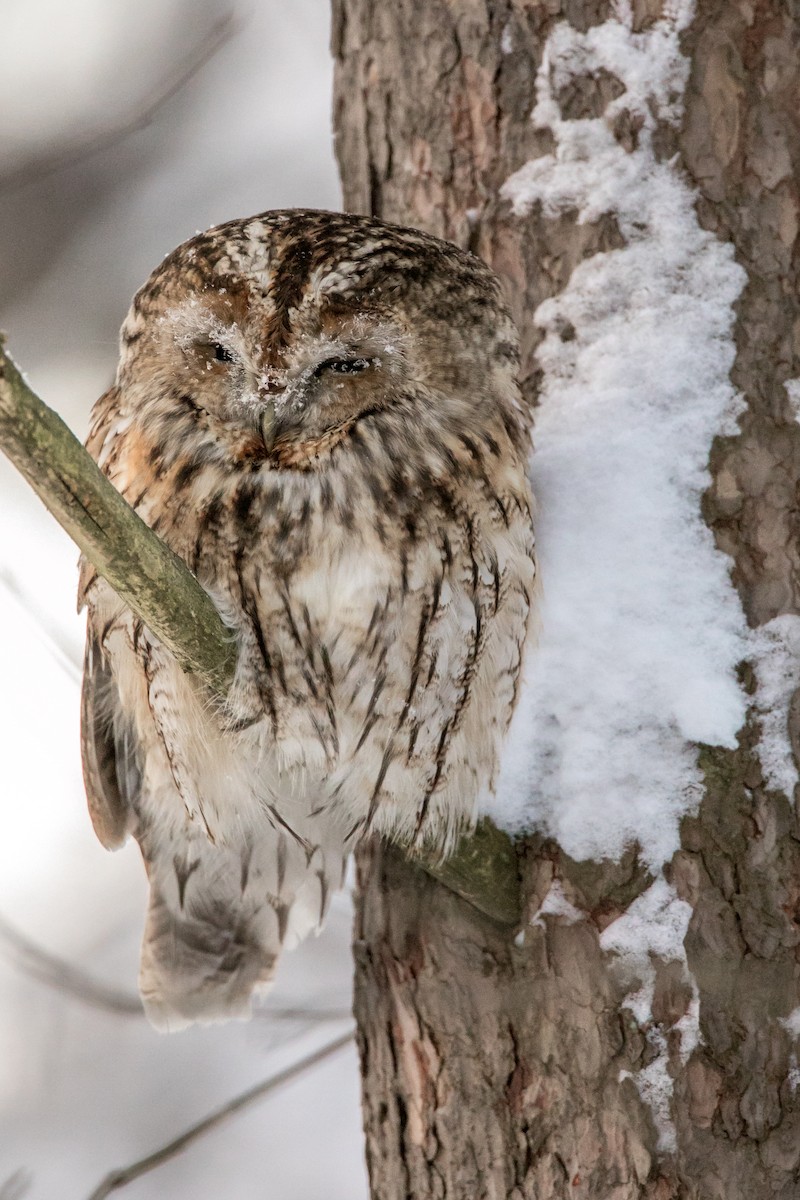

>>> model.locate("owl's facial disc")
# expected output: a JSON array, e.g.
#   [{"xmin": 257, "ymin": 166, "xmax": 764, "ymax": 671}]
[{"xmin": 157, "ymin": 298, "xmax": 410, "ymax": 466}]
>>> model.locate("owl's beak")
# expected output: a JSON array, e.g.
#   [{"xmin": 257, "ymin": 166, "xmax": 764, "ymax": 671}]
[{"xmin": 259, "ymin": 401, "xmax": 277, "ymax": 454}]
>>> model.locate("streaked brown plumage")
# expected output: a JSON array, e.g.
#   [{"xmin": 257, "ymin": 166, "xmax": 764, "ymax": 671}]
[{"xmin": 79, "ymin": 209, "xmax": 536, "ymax": 1030}]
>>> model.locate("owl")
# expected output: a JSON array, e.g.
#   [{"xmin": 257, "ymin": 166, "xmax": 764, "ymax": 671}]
[{"xmin": 78, "ymin": 209, "xmax": 536, "ymax": 1031}]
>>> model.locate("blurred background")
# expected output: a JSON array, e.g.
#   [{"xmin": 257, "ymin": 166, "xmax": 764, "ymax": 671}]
[{"xmin": 0, "ymin": 1, "xmax": 367, "ymax": 1195}]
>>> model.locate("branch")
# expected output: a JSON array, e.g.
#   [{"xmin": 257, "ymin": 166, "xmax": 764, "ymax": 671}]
[
  {"xmin": 411, "ymin": 819, "xmax": 522, "ymax": 926},
  {"xmin": 0, "ymin": 911, "xmax": 353, "ymax": 1021},
  {"xmin": 0, "ymin": 341, "xmax": 237, "ymax": 696},
  {"xmin": 0, "ymin": 1169, "xmax": 32, "ymax": 1200},
  {"xmin": 86, "ymin": 1031, "xmax": 354, "ymax": 1199},
  {"xmin": 0, "ymin": 340, "xmax": 522, "ymax": 927},
  {"xmin": 0, "ymin": 912, "xmax": 142, "ymax": 1015}
]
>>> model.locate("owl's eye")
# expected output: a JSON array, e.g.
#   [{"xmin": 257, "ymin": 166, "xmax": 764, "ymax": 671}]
[
  {"xmin": 211, "ymin": 342, "xmax": 235, "ymax": 364},
  {"xmin": 316, "ymin": 356, "xmax": 373, "ymax": 376}
]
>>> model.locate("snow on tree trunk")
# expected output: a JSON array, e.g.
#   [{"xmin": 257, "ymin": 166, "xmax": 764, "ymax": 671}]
[{"xmin": 333, "ymin": 1, "xmax": 800, "ymax": 1196}]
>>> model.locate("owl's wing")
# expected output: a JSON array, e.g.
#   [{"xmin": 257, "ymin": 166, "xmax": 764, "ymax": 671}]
[
  {"xmin": 80, "ymin": 628, "xmax": 140, "ymax": 850},
  {"xmin": 83, "ymin": 612, "xmax": 345, "ymax": 1031},
  {"xmin": 78, "ymin": 385, "xmax": 139, "ymax": 847}
]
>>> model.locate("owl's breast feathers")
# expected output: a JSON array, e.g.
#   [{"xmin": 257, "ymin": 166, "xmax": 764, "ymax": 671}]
[{"xmin": 183, "ymin": 406, "xmax": 536, "ymax": 840}]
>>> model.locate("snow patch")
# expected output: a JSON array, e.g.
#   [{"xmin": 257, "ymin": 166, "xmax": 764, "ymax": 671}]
[
  {"xmin": 788, "ymin": 1056, "xmax": 800, "ymax": 1095},
  {"xmin": 750, "ymin": 616, "xmax": 800, "ymax": 795},
  {"xmin": 784, "ymin": 378, "xmax": 800, "ymax": 421},
  {"xmin": 486, "ymin": 3, "xmax": 748, "ymax": 870},
  {"xmin": 780, "ymin": 1007, "xmax": 800, "ymax": 1039},
  {"xmin": 530, "ymin": 880, "xmax": 584, "ymax": 927},
  {"xmin": 600, "ymin": 879, "xmax": 694, "ymax": 1028},
  {"xmin": 601, "ymin": 878, "xmax": 698, "ymax": 1151}
]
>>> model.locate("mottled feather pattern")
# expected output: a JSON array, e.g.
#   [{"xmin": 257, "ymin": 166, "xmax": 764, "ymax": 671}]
[{"xmin": 80, "ymin": 210, "xmax": 536, "ymax": 1030}]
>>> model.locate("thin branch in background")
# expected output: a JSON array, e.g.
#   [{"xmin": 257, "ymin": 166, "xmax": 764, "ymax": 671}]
[
  {"xmin": 0, "ymin": 1170, "xmax": 32, "ymax": 1200},
  {"xmin": 0, "ymin": 913, "xmax": 142, "ymax": 1015},
  {"xmin": 86, "ymin": 1030, "xmax": 355, "ymax": 1200},
  {"xmin": 0, "ymin": 910, "xmax": 353, "ymax": 1023},
  {"xmin": 255, "ymin": 1003, "xmax": 353, "ymax": 1022},
  {"xmin": 0, "ymin": 12, "xmax": 239, "ymax": 195}
]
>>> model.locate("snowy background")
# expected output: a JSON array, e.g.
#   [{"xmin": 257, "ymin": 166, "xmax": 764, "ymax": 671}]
[{"xmin": 0, "ymin": 2, "xmax": 367, "ymax": 1196}]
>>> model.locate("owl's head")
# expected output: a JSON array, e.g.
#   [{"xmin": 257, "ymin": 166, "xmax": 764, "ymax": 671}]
[{"xmin": 115, "ymin": 210, "xmax": 525, "ymax": 472}]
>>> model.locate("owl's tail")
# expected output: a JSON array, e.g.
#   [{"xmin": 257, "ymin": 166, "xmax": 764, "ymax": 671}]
[{"xmin": 137, "ymin": 831, "xmax": 342, "ymax": 1032}]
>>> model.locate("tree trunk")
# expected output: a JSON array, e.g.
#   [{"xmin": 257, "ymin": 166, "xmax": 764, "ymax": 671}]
[{"xmin": 332, "ymin": 2, "xmax": 800, "ymax": 1196}]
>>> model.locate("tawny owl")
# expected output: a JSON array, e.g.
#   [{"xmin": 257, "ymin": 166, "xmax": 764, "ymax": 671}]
[{"xmin": 79, "ymin": 209, "xmax": 536, "ymax": 1030}]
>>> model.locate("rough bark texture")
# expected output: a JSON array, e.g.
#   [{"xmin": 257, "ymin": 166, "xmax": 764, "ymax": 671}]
[
  {"xmin": 677, "ymin": 4, "xmax": 800, "ymax": 1192},
  {"xmin": 333, "ymin": 1, "xmax": 800, "ymax": 1196}
]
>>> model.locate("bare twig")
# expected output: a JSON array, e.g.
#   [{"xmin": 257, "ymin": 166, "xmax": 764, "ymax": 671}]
[
  {"xmin": 0, "ymin": 14, "xmax": 239, "ymax": 195},
  {"xmin": 86, "ymin": 1031, "xmax": 354, "ymax": 1200},
  {"xmin": 0, "ymin": 909, "xmax": 353, "ymax": 1022},
  {"xmin": 0, "ymin": 1169, "xmax": 32, "ymax": 1200},
  {"xmin": 255, "ymin": 1003, "xmax": 353, "ymax": 1022},
  {"xmin": 0, "ymin": 913, "xmax": 142, "ymax": 1015}
]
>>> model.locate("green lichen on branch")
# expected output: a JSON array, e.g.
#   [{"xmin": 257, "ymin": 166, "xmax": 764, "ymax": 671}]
[
  {"xmin": 408, "ymin": 819, "xmax": 522, "ymax": 926},
  {"xmin": 0, "ymin": 339, "xmax": 522, "ymax": 927}
]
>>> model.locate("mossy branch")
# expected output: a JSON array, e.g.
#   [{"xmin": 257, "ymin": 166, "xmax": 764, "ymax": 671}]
[
  {"xmin": 0, "ymin": 339, "xmax": 522, "ymax": 926},
  {"xmin": 407, "ymin": 819, "xmax": 522, "ymax": 926},
  {"xmin": 0, "ymin": 340, "xmax": 238, "ymax": 696}
]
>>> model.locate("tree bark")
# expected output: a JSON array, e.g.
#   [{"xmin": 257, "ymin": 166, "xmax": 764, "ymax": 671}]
[{"xmin": 333, "ymin": 2, "xmax": 800, "ymax": 1196}]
